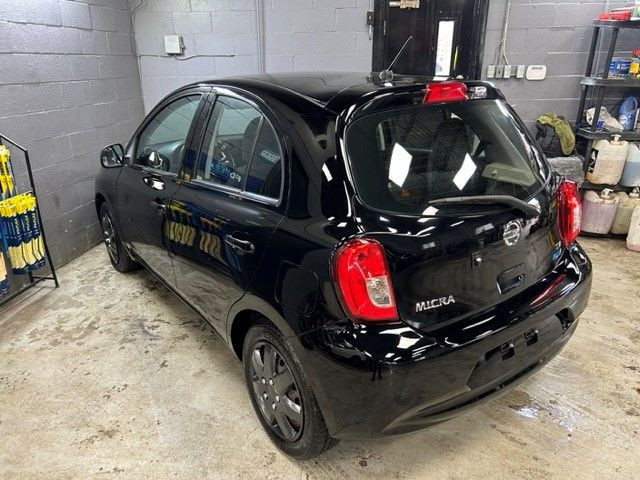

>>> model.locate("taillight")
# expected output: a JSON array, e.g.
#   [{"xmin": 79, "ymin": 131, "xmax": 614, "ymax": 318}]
[
  {"xmin": 332, "ymin": 238, "xmax": 398, "ymax": 322},
  {"xmin": 556, "ymin": 179, "xmax": 582, "ymax": 246},
  {"xmin": 422, "ymin": 81, "xmax": 468, "ymax": 104}
]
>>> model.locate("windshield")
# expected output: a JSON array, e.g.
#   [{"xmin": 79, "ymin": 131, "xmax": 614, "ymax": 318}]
[{"xmin": 345, "ymin": 99, "xmax": 547, "ymax": 215}]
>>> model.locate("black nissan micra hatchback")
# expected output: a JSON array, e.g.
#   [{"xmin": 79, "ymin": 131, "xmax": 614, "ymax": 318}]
[{"xmin": 96, "ymin": 72, "xmax": 591, "ymax": 458}]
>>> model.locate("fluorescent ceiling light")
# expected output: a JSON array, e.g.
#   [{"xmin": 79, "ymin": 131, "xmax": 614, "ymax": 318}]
[
  {"xmin": 388, "ymin": 143, "xmax": 412, "ymax": 188},
  {"xmin": 453, "ymin": 153, "xmax": 477, "ymax": 190}
]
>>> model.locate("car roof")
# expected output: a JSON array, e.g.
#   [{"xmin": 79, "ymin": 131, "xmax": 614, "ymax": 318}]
[{"xmin": 191, "ymin": 71, "xmax": 437, "ymax": 113}]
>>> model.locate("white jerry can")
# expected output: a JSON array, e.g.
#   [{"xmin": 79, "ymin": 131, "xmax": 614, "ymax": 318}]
[
  {"xmin": 627, "ymin": 205, "xmax": 640, "ymax": 251},
  {"xmin": 586, "ymin": 135, "xmax": 629, "ymax": 185},
  {"xmin": 610, "ymin": 188, "xmax": 640, "ymax": 234},
  {"xmin": 581, "ymin": 189, "xmax": 619, "ymax": 234},
  {"xmin": 621, "ymin": 142, "xmax": 640, "ymax": 186}
]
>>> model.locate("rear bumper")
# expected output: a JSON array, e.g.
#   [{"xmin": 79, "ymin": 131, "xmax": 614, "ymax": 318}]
[{"xmin": 298, "ymin": 243, "xmax": 592, "ymax": 439}]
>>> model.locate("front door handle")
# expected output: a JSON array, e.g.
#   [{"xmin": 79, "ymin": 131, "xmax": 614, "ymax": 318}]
[
  {"xmin": 151, "ymin": 198, "xmax": 166, "ymax": 214},
  {"xmin": 143, "ymin": 175, "xmax": 165, "ymax": 190},
  {"xmin": 224, "ymin": 234, "xmax": 255, "ymax": 255}
]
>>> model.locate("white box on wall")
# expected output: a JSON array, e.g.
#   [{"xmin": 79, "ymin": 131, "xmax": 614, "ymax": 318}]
[{"xmin": 164, "ymin": 35, "xmax": 183, "ymax": 55}]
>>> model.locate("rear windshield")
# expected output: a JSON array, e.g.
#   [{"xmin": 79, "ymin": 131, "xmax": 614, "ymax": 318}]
[{"xmin": 345, "ymin": 99, "xmax": 547, "ymax": 215}]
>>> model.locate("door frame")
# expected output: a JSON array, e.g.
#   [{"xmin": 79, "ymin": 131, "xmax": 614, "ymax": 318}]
[{"xmin": 371, "ymin": 0, "xmax": 490, "ymax": 79}]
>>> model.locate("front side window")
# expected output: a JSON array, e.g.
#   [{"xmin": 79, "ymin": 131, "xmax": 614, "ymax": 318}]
[
  {"xmin": 345, "ymin": 99, "xmax": 546, "ymax": 215},
  {"xmin": 197, "ymin": 95, "xmax": 283, "ymax": 199},
  {"xmin": 135, "ymin": 95, "xmax": 201, "ymax": 174}
]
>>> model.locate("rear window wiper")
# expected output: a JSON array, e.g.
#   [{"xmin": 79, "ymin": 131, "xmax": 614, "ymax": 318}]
[{"xmin": 428, "ymin": 195, "xmax": 541, "ymax": 217}]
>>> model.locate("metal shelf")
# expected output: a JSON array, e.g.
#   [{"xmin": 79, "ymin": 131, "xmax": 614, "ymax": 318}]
[
  {"xmin": 574, "ymin": 19, "xmax": 640, "ymax": 165},
  {"xmin": 592, "ymin": 19, "xmax": 640, "ymax": 29},
  {"xmin": 579, "ymin": 231, "xmax": 627, "ymax": 239},
  {"xmin": 579, "ymin": 181, "xmax": 637, "ymax": 192},
  {"xmin": 576, "ymin": 127, "xmax": 640, "ymax": 140},
  {"xmin": 580, "ymin": 77, "xmax": 640, "ymax": 87}
]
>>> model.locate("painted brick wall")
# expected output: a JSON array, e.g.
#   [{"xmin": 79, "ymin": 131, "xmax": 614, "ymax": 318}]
[
  {"xmin": 0, "ymin": 0, "xmax": 145, "ymax": 269},
  {"xmin": 484, "ymin": 0, "xmax": 635, "ymax": 132},
  {"xmin": 132, "ymin": 0, "xmax": 373, "ymax": 111}
]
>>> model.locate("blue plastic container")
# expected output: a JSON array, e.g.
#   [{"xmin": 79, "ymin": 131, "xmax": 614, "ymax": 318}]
[{"xmin": 619, "ymin": 96, "xmax": 638, "ymax": 131}]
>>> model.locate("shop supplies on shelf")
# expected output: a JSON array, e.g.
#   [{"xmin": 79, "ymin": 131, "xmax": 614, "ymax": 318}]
[
  {"xmin": 0, "ymin": 145, "xmax": 16, "ymax": 200},
  {"xmin": 0, "ymin": 192, "xmax": 46, "ymax": 274},
  {"xmin": 621, "ymin": 143, "xmax": 640, "ymax": 186},
  {"xmin": 581, "ymin": 189, "xmax": 619, "ymax": 234},
  {"xmin": 627, "ymin": 205, "xmax": 640, "ymax": 252},
  {"xmin": 611, "ymin": 188, "xmax": 640, "ymax": 235},
  {"xmin": 586, "ymin": 135, "xmax": 629, "ymax": 185}
]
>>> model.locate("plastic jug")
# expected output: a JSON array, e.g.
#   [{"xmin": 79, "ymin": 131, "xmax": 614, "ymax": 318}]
[
  {"xmin": 618, "ymin": 96, "xmax": 638, "ymax": 130},
  {"xmin": 610, "ymin": 188, "xmax": 640, "ymax": 234},
  {"xmin": 626, "ymin": 205, "xmax": 640, "ymax": 251},
  {"xmin": 621, "ymin": 142, "xmax": 640, "ymax": 186},
  {"xmin": 586, "ymin": 135, "xmax": 629, "ymax": 184},
  {"xmin": 581, "ymin": 189, "xmax": 619, "ymax": 234}
]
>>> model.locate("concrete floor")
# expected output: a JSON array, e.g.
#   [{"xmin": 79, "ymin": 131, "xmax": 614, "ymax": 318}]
[{"xmin": 0, "ymin": 238, "xmax": 638, "ymax": 479}]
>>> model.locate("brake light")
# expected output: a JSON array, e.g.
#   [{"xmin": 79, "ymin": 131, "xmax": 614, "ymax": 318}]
[
  {"xmin": 333, "ymin": 238, "xmax": 398, "ymax": 322},
  {"xmin": 422, "ymin": 81, "xmax": 468, "ymax": 104},
  {"xmin": 556, "ymin": 179, "xmax": 582, "ymax": 246}
]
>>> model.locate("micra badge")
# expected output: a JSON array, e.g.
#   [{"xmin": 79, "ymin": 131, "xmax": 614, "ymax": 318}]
[{"xmin": 416, "ymin": 296, "xmax": 455, "ymax": 312}]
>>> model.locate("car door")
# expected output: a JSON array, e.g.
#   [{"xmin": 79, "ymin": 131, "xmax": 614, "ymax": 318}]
[
  {"xmin": 169, "ymin": 89, "xmax": 286, "ymax": 334},
  {"xmin": 117, "ymin": 88, "xmax": 208, "ymax": 285}
]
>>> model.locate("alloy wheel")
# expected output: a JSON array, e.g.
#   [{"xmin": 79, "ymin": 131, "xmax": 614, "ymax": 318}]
[
  {"xmin": 101, "ymin": 212, "xmax": 119, "ymax": 264},
  {"xmin": 249, "ymin": 341, "xmax": 303, "ymax": 441}
]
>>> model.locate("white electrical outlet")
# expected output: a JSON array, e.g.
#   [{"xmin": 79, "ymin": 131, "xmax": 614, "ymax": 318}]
[
  {"xmin": 495, "ymin": 65, "xmax": 504, "ymax": 78},
  {"xmin": 164, "ymin": 35, "xmax": 183, "ymax": 55},
  {"xmin": 503, "ymin": 65, "xmax": 512, "ymax": 78},
  {"xmin": 525, "ymin": 64, "xmax": 547, "ymax": 81},
  {"xmin": 487, "ymin": 65, "xmax": 496, "ymax": 79},
  {"xmin": 516, "ymin": 64, "xmax": 525, "ymax": 78}
]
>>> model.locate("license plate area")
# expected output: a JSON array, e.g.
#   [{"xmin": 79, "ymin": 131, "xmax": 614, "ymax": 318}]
[{"xmin": 467, "ymin": 315, "xmax": 564, "ymax": 389}]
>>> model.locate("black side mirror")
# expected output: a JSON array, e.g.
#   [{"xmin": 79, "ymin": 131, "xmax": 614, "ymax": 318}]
[{"xmin": 100, "ymin": 144, "xmax": 124, "ymax": 168}]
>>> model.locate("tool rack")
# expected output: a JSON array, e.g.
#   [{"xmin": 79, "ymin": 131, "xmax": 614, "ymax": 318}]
[{"xmin": 0, "ymin": 133, "xmax": 59, "ymax": 307}]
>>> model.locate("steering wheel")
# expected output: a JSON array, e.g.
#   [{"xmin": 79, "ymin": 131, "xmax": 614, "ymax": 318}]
[{"xmin": 214, "ymin": 139, "xmax": 241, "ymax": 171}]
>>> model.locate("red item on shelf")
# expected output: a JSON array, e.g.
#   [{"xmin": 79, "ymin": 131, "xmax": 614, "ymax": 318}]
[{"xmin": 598, "ymin": 10, "xmax": 632, "ymax": 20}]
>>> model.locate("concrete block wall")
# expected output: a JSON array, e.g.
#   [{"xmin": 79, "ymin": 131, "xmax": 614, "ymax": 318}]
[
  {"xmin": 0, "ymin": 0, "xmax": 145, "ymax": 268},
  {"xmin": 484, "ymin": 0, "xmax": 635, "ymax": 131},
  {"xmin": 132, "ymin": 0, "xmax": 373, "ymax": 111}
]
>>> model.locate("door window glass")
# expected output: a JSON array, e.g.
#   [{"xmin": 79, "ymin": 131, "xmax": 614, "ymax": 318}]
[
  {"xmin": 135, "ymin": 95, "xmax": 201, "ymax": 174},
  {"xmin": 197, "ymin": 96, "xmax": 261, "ymax": 189},
  {"xmin": 244, "ymin": 121, "xmax": 283, "ymax": 198},
  {"xmin": 197, "ymin": 96, "xmax": 282, "ymax": 199}
]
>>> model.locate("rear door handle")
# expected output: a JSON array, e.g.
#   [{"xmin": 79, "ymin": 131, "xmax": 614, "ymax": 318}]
[
  {"xmin": 143, "ymin": 175, "xmax": 165, "ymax": 191},
  {"xmin": 224, "ymin": 234, "xmax": 255, "ymax": 255},
  {"xmin": 151, "ymin": 198, "xmax": 166, "ymax": 214}
]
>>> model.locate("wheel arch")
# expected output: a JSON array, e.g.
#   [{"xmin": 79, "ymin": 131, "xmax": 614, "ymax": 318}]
[
  {"xmin": 95, "ymin": 193, "xmax": 107, "ymax": 217},
  {"xmin": 226, "ymin": 292, "xmax": 339, "ymax": 437},
  {"xmin": 227, "ymin": 294, "xmax": 297, "ymax": 361}
]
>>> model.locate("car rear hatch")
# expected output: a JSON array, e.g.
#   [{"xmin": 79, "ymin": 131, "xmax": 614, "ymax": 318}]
[{"xmin": 340, "ymin": 82, "xmax": 567, "ymax": 331}]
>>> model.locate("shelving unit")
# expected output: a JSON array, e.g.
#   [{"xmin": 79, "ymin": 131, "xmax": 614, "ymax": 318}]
[
  {"xmin": 0, "ymin": 133, "xmax": 59, "ymax": 307},
  {"xmin": 574, "ymin": 18, "xmax": 640, "ymax": 193}
]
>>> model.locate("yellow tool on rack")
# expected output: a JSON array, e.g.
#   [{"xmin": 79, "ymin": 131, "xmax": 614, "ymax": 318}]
[
  {"xmin": 0, "ymin": 246, "xmax": 7, "ymax": 297},
  {"xmin": 0, "ymin": 145, "xmax": 15, "ymax": 200}
]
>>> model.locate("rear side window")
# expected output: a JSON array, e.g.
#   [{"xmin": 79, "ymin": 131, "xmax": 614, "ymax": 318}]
[
  {"xmin": 196, "ymin": 95, "xmax": 282, "ymax": 199},
  {"xmin": 345, "ymin": 99, "xmax": 546, "ymax": 215}
]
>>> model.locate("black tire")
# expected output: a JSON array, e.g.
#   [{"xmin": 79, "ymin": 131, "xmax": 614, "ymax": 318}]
[
  {"xmin": 242, "ymin": 323, "xmax": 338, "ymax": 459},
  {"xmin": 99, "ymin": 203, "xmax": 137, "ymax": 273}
]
